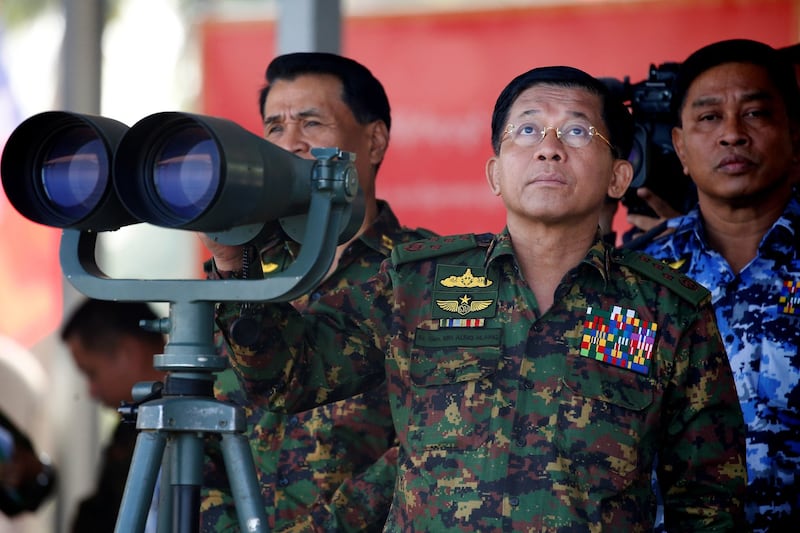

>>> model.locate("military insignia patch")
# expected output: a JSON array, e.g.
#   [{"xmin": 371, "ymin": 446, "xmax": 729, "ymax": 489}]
[
  {"xmin": 432, "ymin": 265, "xmax": 497, "ymax": 321},
  {"xmin": 439, "ymin": 267, "xmax": 493, "ymax": 288},
  {"xmin": 668, "ymin": 258, "xmax": 687, "ymax": 271},
  {"xmin": 438, "ymin": 318, "xmax": 485, "ymax": 328},
  {"xmin": 580, "ymin": 305, "xmax": 657, "ymax": 375},
  {"xmin": 262, "ymin": 262, "xmax": 280, "ymax": 274},
  {"xmin": 436, "ymin": 295, "xmax": 493, "ymax": 315},
  {"xmin": 779, "ymin": 279, "xmax": 800, "ymax": 315}
]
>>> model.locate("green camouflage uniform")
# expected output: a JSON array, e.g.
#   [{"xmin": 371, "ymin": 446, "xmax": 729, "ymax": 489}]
[
  {"xmin": 201, "ymin": 201, "xmax": 433, "ymax": 532},
  {"xmin": 219, "ymin": 230, "xmax": 747, "ymax": 532}
]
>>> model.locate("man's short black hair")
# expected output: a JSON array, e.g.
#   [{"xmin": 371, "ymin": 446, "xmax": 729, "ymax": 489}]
[
  {"xmin": 490, "ymin": 65, "xmax": 634, "ymax": 160},
  {"xmin": 258, "ymin": 52, "xmax": 391, "ymax": 131},
  {"xmin": 60, "ymin": 299, "xmax": 162, "ymax": 352},
  {"xmin": 671, "ymin": 39, "xmax": 800, "ymax": 126}
]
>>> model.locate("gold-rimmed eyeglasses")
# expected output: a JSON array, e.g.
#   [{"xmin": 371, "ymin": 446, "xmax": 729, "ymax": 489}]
[{"xmin": 502, "ymin": 121, "xmax": 615, "ymax": 154}]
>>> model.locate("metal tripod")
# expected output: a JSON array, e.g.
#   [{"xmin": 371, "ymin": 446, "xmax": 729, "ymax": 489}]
[
  {"xmin": 57, "ymin": 147, "xmax": 361, "ymax": 532},
  {"xmin": 113, "ymin": 300, "xmax": 266, "ymax": 533}
]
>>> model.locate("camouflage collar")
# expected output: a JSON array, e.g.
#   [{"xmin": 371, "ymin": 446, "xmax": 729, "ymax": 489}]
[
  {"xmin": 485, "ymin": 228, "xmax": 514, "ymax": 266},
  {"xmin": 762, "ymin": 196, "xmax": 800, "ymax": 262},
  {"xmin": 487, "ymin": 227, "xmax": 611, "ymax": 284},
  {"xmin": 664, "ymin": 207, "xmax": 710, "ymax": 254},
  {"xmin": 261, "ymin": 199, "xmax": 404, "ymax": 264},
  {"xmin": 671, "ymin": 197, "xmax": 800, "ymax": 262},
  {"xmin": 358, "ymin": 199, "xmax": 404, "ymax": 257},
  {"xmin": 582, "ymin": 237, "xmax": 614, "ymax": 286}
]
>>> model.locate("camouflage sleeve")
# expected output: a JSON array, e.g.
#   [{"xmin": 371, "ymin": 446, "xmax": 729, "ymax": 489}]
[
  {"xmin": 322, "ymin": 444, "xmax": 397, "ymax": 532},
  {"xmin": 215, "ymin": 272, "xmax": 390, "ymax": 413},
  {"xmin": 276, "ymin": 446, "xmax": 397, "ymax": 533},
  {"xmin": 658, "ymin": 301, "xmax": 747, "ymax": 531}
]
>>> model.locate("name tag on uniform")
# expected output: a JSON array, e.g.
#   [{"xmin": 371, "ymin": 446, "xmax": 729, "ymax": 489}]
[{"xmin": 432, "ymin": 265, "xmax": 498, "ymax": 324}]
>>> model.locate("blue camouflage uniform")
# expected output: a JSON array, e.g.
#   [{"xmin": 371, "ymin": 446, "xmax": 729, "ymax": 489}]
[
  {"xmin": 201, "ymin": 201, "xmax": 433, "ymax": 532},
  {"xmin": 636, "ymin": 197, "xmax": 800, "ymax": 532},
  {"xmin": 219, "ymin": 230, "xmax": 747, "ymax": 532}
]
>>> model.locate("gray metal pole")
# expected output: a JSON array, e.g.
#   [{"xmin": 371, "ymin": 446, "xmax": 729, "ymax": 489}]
[
  {"xmin": 56, "ymin": 2, "xmax": 105, "ymax": 532},
  {"xmin": 276, "ymin": 0, "xmax": 341, "ymax": 54},
  {"xmin": 60, "ymin": 0, "xmax": 104, "ymax": 112}
]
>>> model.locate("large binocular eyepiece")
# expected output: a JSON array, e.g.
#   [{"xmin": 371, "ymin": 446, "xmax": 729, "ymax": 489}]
[{"xmin": 1, "ymin": 111, "xmax": 360, "ymax": 244}]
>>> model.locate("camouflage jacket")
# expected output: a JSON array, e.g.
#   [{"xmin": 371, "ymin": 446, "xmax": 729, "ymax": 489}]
[
  {"xmin": 220, "ymin": 229, "xmax": 747, "ymax": 532},
  {"xmin": 201, "ymin": 201, "xmax": 433, "ymax": 532},
  {"xmin": 633, "ymin": 197, "xmax": 800, "ymax": 532}
]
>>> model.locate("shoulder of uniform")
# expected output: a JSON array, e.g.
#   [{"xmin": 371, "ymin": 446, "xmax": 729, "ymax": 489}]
[
  {"xmin": 392, "ymin": 233, "xmax": 487, "ymax": 265},
  {"xmin": 619, "ymin": 220, "xmax": 672, "ymax": 251},
  {"xmin": 410, "ymin": 226, "xmax": 437, "ymax": 239},
  {"xmin": 614, "ymin": 248, "xmax": 710, "ymax": 306}
]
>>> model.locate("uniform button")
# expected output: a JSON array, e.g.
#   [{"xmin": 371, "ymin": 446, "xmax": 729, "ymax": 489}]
[
  {"xmin": 516, "ymin": 438, "xmax": 526, "ymax": 447},
  {"xmin": 509, "ymin": 497, "xmax": 520, "ymax": 507},
  {"xmin": 310, "ymin": 292, "xmax": 322, "ymax": 301},
  {"xmin": 523, "ymin": 381, "xmax": 534, "ymax": 390},
  {"xmin": 278, "ymin": 477, "xmax": 289, "ymax": 487},
  {"xmin": 533, "ymin": 323, "xmax": 543, "ymax": 332},
  {"xmin": 287, "ymin": 416, "xmax": 299, "ymax": 427}
]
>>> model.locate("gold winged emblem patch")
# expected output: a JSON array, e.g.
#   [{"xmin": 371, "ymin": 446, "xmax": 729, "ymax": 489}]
[
  {"xmin": 436, "ymin": 294, "xmax": 494, "ymax": 316},
  {"xmin": 439, "ymin": 267, "xmax": 493, "ymax": 288}
]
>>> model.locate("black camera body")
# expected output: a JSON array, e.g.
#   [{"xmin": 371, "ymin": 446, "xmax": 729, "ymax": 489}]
[{"xmin": 604, "ymin": 63, "xmax": 697, "ymax": 217}]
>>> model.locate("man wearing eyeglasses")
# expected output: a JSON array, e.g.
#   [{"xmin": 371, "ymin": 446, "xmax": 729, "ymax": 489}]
[{"xmin": 204, "ymin": 65, "xmax": 747, "ymax": 531}]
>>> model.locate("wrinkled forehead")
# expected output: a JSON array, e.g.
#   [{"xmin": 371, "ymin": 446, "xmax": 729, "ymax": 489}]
[
  {"xmin": 507, "ymin": 84, "xmax": 604, "ymax": 124},
  {"xmin": 263, "ymin": 74, "xmax": 347, "ymax": 115}
]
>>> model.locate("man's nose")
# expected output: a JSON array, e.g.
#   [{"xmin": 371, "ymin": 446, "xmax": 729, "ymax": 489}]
[
  {"xmin": 719, "ymin": 115, "xmax": 750, "ymax": 146},
  {"xmin": 273, "ymin": 122, "xmax": 312, "ymax": 156},
  {"xmin": 535, "ymin": 128, "xmax": 566, "ymax": 160}
]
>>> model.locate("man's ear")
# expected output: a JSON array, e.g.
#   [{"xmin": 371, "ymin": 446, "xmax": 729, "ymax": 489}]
[
  {"xmin": 486, "ymin": 156, "xmax": 501, "ymax": 196},
  {"xmin": 368, "ymin": 120, "xmax": 390, "ymax": 166},
  {"xmin": 607, "ymin": 158, "xmax": 633, "ymax": 199}
]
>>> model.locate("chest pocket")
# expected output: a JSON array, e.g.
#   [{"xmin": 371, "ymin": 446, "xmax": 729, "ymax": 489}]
[
  {"xmin": 553, "ymin": 359, "xmax": 656, "ymax": 491},
  {"xmin": 406, "ymin": 340, "xmax": 505, "ymax": 452}
]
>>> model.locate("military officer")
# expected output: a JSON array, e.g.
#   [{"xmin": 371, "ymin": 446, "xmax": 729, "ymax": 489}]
[{"xmin": 207, "ymin": 65, "xmax": 747, "ymax": 531}]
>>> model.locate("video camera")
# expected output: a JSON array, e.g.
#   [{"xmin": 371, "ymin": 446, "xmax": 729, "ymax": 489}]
[{"xmin": 602, "ymin": 63, "xmax": 697, "ymax": 217}]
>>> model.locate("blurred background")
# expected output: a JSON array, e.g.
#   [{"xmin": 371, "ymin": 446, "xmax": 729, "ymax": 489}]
[{"xmin": 0, "ymin": 0, "xmax": 796, "ymax": 530}]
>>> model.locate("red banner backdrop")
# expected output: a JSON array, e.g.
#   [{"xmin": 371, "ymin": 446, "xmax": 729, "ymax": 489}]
[
  {"xmin": 0, "ymin": 195, "xmax": 61, "ymax": 346},
  {"xmin": 199, "ymin": 0, "xmax": 798, "ymax": 239},
  {"xmin": 0, "ymin": 0, "xmax": 796, "ymax": 348}
]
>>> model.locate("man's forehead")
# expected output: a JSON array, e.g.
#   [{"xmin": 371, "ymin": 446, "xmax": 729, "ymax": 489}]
[
  {"xmin": 263, "ymin": 78, "xmax": 347, "ymax": 119},
  {"xmin": 263, "ymin": 106, "xmax": 325, "ymax": 122},
  {"xmin": 509, "ymin": 84, "xmax": 601, "ymax": 118},
  {"xmin": 689, "ymin": 62, "xmax": 774, "ymax": 90},
  {"xmin": 686, "ymin": 63, "xmax": 782, "ymax": 104}
]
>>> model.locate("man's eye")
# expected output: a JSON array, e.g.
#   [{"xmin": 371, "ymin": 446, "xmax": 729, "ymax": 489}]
[
  {"xmin": 562, "ymin": 124, "xmax": 589, "ymax": 138},
  {"xmin": 745, "ymin": 108, "xmax": 772, "ymax": 119},
  {"xmin": 265, "ymin": 124, "xmax": 284, "ymax": 135},
  {"xmin": 517, "ymin": 124, "xmax": 539, "ymax": 136}
]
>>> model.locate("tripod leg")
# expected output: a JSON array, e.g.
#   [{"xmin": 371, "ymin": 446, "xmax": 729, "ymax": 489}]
[
  {"xmin": 169, "ymin": 433, "xmax": 204, "ymax": 533},
  {"xmin": 114, "ymin": 430, "xmax": 167, "ymax": 533},
  {"xmin": 220, "ymin": 433, "xmax": 268, "ymax": 532}
]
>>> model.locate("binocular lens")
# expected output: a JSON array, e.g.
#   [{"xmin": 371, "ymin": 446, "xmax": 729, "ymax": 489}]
[
  {"xmin": 152, "ymin": 125, "xmax": 221, "ymax": 222},
  {"xmin": 40, "ymin": 126, "xmax": 108, "ymax": 219}
]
